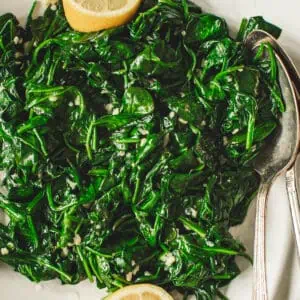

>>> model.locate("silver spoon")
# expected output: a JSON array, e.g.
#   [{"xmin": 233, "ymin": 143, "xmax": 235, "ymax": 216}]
[
  {"xmin": 258, "ymin": 32, "xmax": 300, "ymax": 259},
  {"xmin": 246, "ymin": 30, "xmax": 300, "ymax": 260},
  {"xmin": 244, "ymin": 30, "xmax": 300, "ymax": 300}
]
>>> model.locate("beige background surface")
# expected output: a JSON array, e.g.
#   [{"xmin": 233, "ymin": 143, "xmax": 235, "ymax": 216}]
[{"xmin": 0, "ymin": 0, "xmax": 299, "ymax": 299}]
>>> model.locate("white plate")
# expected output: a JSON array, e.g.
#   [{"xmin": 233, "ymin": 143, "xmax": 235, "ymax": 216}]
[{"xmin": 0, "ymin": 1, "xmax": 299, "ymax": 299}]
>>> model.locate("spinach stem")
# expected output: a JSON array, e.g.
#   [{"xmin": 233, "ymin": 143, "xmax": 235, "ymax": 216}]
[
  {"xmin": 85, "ymin": 246, "xmax": 113, "ymax": 258},
  {"xmin": 76, "ymin": 246, "xmax": 94, "ymax": 283},
  {"xmin": 178, "ymin": 217, "xmax": 206, "ymax": 238},
  {"xmin": 86, "ymin": 120, "xmax": 94, "ymax": 160},
  {"xmin": 33, "ymin": 129, "xmax": 48, "ymax": 157},
  {"xmin": 246, "ymin": 114, "xmax": 255, "ymax": 150}
]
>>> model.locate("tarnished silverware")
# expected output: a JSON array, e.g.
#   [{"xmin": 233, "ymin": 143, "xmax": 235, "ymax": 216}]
[
  {"xmin": 245, "ymin": 30, "xmax": 300, "ymax": 300},
  {"xmin": 246, "ymin": 31, "xmax": 300, "ymax": 262},
  {"xmin": 261, "ymin": 32, "xmax": 300, "ymax": 260},
  {"xmin": 247, "ymin": 29, "xmax": 300, "ymax": 257}
]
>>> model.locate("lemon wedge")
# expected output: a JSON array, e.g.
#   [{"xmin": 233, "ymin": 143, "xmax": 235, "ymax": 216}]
[
  {"xmin": 106, "ymin": 284, "xmax": 174, "ymax": 300},
  {"xmin": 62, "ymin": 0, "xmax": 142, "ymax": 32}
]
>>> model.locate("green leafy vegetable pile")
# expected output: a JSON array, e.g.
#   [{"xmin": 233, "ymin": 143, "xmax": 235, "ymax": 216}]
[{"xmin": 0, "ymin": 0, "xmax": 283, "ymax": 298}]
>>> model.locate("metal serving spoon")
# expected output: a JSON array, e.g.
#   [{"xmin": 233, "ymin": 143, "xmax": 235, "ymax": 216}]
[
  {"xmin": 260, "ymin": 32, "xmax": 300, "ymax": 260},
  {"xmin": 247, "ymin": 30, "xmax": 300, "ymax": 259},
  {"xmin": 244, "ymin": 30, "xmax": 300, "ymax": 300}
]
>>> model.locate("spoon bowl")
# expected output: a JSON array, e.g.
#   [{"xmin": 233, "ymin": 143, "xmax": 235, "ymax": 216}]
[
  {"xmin": 245, "ymin": 30, "xmax": 300, "ymax": 91},
  {"xmin": 252, "ymin": 55, "xmax": 300, "ymax": 177}
]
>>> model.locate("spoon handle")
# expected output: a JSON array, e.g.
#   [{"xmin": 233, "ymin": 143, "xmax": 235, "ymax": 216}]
[
  {"xmin": 253, "ymin": 181, "xmax": 271, "ymax": 300},
  {"xmin": 286, "ymin": 163, "xmax": 300, "ymax": 258}
]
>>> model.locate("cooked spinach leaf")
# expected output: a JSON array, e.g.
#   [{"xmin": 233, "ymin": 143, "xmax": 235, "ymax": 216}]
[{"xmin": 0, "ymin": 1, "xmax": 283, "ymax": 299}]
